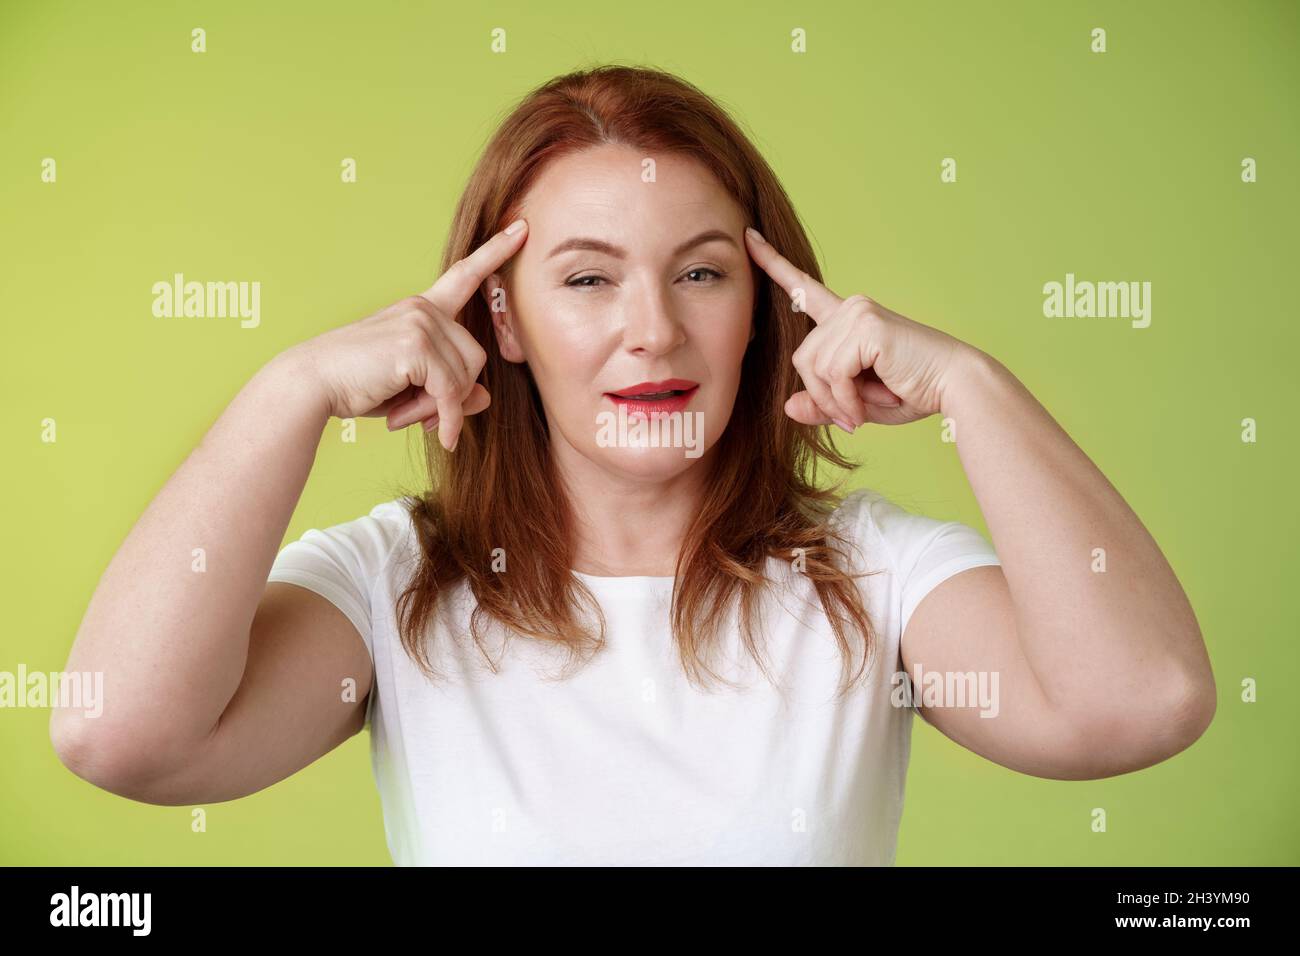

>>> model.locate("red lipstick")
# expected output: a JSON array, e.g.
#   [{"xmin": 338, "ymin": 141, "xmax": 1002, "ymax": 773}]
[{"xmin": 604, "ymin": 379, "xmax": 699, "ymax": 418}]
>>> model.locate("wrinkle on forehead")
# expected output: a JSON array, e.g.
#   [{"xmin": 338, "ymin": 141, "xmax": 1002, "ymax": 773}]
[
  {"xmin": 518, "ymin": 145, "xmax": 737, "ymax": 218},
  {"xmin": 500, "ymin": 150, "xmax": 746, "ymax": 284}
]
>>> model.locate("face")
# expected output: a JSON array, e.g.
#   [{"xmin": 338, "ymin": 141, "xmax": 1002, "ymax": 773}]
[{"xmin": 485, "ymin": 143, "xmax": 755, "ymax": 483}]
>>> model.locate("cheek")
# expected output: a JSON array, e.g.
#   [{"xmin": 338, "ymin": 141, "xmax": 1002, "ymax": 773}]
[
  {"xmin": 513, "ymin": 285, "xmax": 579, "ymax": 356},
  {"xmin": 694, "ymin": 301, "xmax": 753, "ymax": 382},
  {"xmin": 513, "ymin": 292, "xmax": 609, "ymax": 396}
]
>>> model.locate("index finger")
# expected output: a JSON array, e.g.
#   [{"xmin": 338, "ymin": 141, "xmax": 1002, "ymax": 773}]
[
  {"xmin": 420, "ymin": 218, "xmax": 529, "ymax": 315},
  {"xmin": 744, "ymin": 226, "xmax": 843, "ymax": 323}
]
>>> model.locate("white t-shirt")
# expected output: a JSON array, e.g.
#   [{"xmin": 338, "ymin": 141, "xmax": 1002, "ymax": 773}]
[{"xmin": 267, "ymin": 486, "xmax": 1000, "ymax": 866}]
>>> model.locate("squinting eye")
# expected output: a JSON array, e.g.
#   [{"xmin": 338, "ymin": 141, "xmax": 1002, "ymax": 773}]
[
  {"xmin": 565, "ymin": 274, "xmax": 606, "ymax": 289},
  {"xmin": 683, "ymin": 268, "xmax": 724, "ymax": 283}
]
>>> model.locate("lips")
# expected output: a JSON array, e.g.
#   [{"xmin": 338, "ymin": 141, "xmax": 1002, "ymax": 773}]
[
  {"xmin": 607, "ymin": 378, "xmax": 698, "ymax": 398},
  {"xmin": 604, "ymin": 378, "xmax": 699, "ymax": 417}
]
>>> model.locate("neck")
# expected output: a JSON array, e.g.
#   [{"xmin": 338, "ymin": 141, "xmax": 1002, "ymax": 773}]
[{"xmin": 551, "ymin": 434, "xmax": 713, "ymax": 578}]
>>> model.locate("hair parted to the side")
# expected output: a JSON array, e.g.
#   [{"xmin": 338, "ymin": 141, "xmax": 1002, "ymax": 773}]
[{"xmin": 394, "ymin": 63, "xmax": 882, "ymax": 697}]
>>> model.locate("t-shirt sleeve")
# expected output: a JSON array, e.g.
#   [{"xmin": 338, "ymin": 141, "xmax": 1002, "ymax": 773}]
[
  {"xmin": 848, "ymin": 488, "xmax": 1002, "ymax": 637},
  {"xmin": 266, "ymin": 499, "xmax": 412, "ymax": 727}
]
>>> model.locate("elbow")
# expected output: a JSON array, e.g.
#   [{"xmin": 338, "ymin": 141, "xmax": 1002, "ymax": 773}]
[
  {"xmin": 49, "ymin": 711, "xmax": 198, "ymax": 806},
  {"xmin": 49, "ymin": 709, "xmax": 134, "ymax": 795},
  {"xmin": 50, "ymin": 709, "xmax": 97, "ymax": 781},
  {"xmin": 1055, "ymin": 663, "xmax": 1217, "ymax": 780},
  {"xmin": 1125, "ymin": 664, "xmax": 1218, "ymax": 766},
  {"xmin": 1165, "ymin": 664, "xmax": 1217, "ymax": 752},
  {"xmin": 1081, "ymin": 665, "xmax": 1211, "ymax": 780}
]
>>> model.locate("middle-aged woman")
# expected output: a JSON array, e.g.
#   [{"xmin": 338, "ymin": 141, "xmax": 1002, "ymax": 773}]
[{"xmin": 53, "ymin": 65, "xmax": 1216, "ymax": 865}]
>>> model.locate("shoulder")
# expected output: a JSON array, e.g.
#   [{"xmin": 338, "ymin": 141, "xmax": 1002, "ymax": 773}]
[
  {"xmin": 828, "ymin": 486, "xmax": 926, "ymax": 558},
  {"xmin": 364, "ymin": 497, "xmax": 419, "ymax": 543},
  {"xmin": 829, "ymin": 485, "xmax": 999, "ymax": 582},
  {"xmin": 272, "ymin": 496, "xmax": 420, "ymax": 586}
]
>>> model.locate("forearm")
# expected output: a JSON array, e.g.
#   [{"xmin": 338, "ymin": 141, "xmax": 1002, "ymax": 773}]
[
  {"xmin": 57, "ymin": 348, "xmax": 331, "ymax": 760},
  {"xmin": 940, "ymin": 348, "xmax": 1214, "ymax": 726}
]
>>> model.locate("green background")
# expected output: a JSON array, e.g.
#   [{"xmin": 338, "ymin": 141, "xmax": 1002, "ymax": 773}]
[{"xmin": 2, "ymin": 0, "xmax": 1296, "ymax": 865}]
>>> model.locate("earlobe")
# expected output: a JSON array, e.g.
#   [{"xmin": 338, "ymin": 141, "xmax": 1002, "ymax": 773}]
[{"xmin": 493, "ymin": 321, "xmax": 526, "ymax": 364}]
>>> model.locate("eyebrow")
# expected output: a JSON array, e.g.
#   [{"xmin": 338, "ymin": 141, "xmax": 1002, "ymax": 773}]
[{"xmin": 544, "ymin": 228, "xmax": 739, "ymax": 261}]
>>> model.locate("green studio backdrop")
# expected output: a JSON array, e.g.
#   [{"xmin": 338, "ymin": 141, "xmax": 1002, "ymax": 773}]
[{"xmin": 2, "ymin": 0, "xmax": 1297, "ymax": 865}]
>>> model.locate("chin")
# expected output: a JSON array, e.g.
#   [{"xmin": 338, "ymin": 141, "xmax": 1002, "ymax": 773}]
[
  {"xmin": 585, "ymin": 401, "xmax": 716, "ymax": 472},
  {"xmin": 593, "ymin": 443, "xmax": 710, "ymax": 481}
]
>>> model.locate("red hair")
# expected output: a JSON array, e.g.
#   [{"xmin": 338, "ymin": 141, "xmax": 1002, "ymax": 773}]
[{"xmin": 395, "ymin": 64, "xmax": 879, "ymax": 695}]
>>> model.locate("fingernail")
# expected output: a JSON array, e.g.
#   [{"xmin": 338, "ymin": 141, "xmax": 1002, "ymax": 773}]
[
  {"xmin": 504, "ymin": 218, "xmax": 526, "ymax": 236},
  {"xmin": 833, "ymin": 418, "xmax": 856, "ymax": 434},
  {"xmin": 448, "ymin": 432, "xmax": 460, "ymax": 452},
  {"xmin": 745, "ymin": 226, "xmax": 766, "ymax": 244}
]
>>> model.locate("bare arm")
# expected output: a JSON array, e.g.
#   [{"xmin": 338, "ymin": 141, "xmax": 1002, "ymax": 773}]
[
  {"xmin": 741, "ymin": 227, "xmax": 1215, "ymax": 780},
  {"xmin": 50, "ymin": 219, "xmax": 532, "ymax": 803},
  {"xmin": 49, "ymin": 351, "xmax": 372, "ymax": 801},
  {"xmin": 902, "ymin": 351, "xmax": 1216, "ymax": 779}
]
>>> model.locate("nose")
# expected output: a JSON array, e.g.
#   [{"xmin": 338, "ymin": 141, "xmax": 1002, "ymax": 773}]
[{"xmin": 620, "ymin": 280, "xmax": 686, "ymax": 356}]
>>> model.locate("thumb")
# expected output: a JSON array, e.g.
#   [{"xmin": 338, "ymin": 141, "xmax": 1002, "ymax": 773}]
[
  {"xmin": 784, "ymin": 390, "xmax": 833, "ymax": 425},
  {"xmin": 387, "ymin": 383, "xmax": 491, "ymax": 432},
  {"xmin": 784, "ymin": 382, "xmax": 903, "ymax": 428},
  {"xmin": 423, "ymin": 384, "xmax": 492, "ymax": 444},
  {"xmin": 460, "ymin": 383, "xmax": 491, "ymax": 417},
  {"xmin": 858, "ymin": 378, "xmax": 902, "ymax": 407}
]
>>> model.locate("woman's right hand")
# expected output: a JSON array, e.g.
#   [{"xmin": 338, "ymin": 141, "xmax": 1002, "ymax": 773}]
[{"xmin": 285, "ymin": 218, "xmax": 528, "ymax": 451}]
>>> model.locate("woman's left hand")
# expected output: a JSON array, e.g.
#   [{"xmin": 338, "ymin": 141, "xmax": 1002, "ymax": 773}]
[{"xmin": 744, "ymin": 226, "xmax": 981, "ymax": 431}]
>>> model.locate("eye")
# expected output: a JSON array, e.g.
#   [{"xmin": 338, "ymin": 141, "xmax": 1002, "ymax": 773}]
[
  {"xmin": 682, "ymin": 267, "xmax": 725, "ymax": 284},
  {"xmin": 565, "ymin": 268, "xmax": 725, "ymax": 289}
]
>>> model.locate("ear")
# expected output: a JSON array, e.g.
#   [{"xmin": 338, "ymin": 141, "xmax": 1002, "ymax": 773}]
[{"xmin": 481, "ymin": 271, "xmax": 526, "ymax": 363}]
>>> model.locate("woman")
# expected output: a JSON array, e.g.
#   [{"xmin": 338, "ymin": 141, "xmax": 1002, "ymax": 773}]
[{"xmin": 52, "ymin": 65, "xmax": 1216, "ymax": 866}]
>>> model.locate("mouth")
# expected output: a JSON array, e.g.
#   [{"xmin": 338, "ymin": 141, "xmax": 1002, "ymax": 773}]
[{"xmin": 604, "ymin": 379, "xmax": 700, "ymax": 416}]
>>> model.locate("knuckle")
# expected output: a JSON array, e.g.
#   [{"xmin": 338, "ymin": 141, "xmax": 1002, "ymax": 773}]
[
  {"xmin": 397, "ymin": 310, "xmax": 433, "ymax": 338},
  {"xmin": 845, "ymin": 295, "xmax": 877, "ymax": 318},
  {"xmin": 426, "ymin": 366, "xmax": 459, "ymax": 399},
  {"xmin": 394, "ymin": 351, "xmax": 419, "ymax": 380},
  {"xmin": 451, "ymin": 328, "xmax": 489, "ymax": 371},
  {"xmin": 432, "ymin": 383, "xmax": 460, "ymax": 402},
  {"xmin": 441, "ymin": 260, "xmax": 469, "ymax": 287},
  {"xmin": 399, "ymin": 326, "xmax": 429, "ymax": 354}
]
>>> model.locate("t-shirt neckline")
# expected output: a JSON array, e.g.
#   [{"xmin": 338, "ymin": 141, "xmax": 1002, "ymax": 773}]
[{"xmin": 571, "ymin": 569, "xmax": 676, "ymax": 589}]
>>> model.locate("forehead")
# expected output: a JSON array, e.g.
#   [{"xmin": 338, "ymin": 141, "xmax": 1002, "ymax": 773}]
[{"xmin": 516, "ymin": 144, "xmax": 743, "ymax": 241}]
